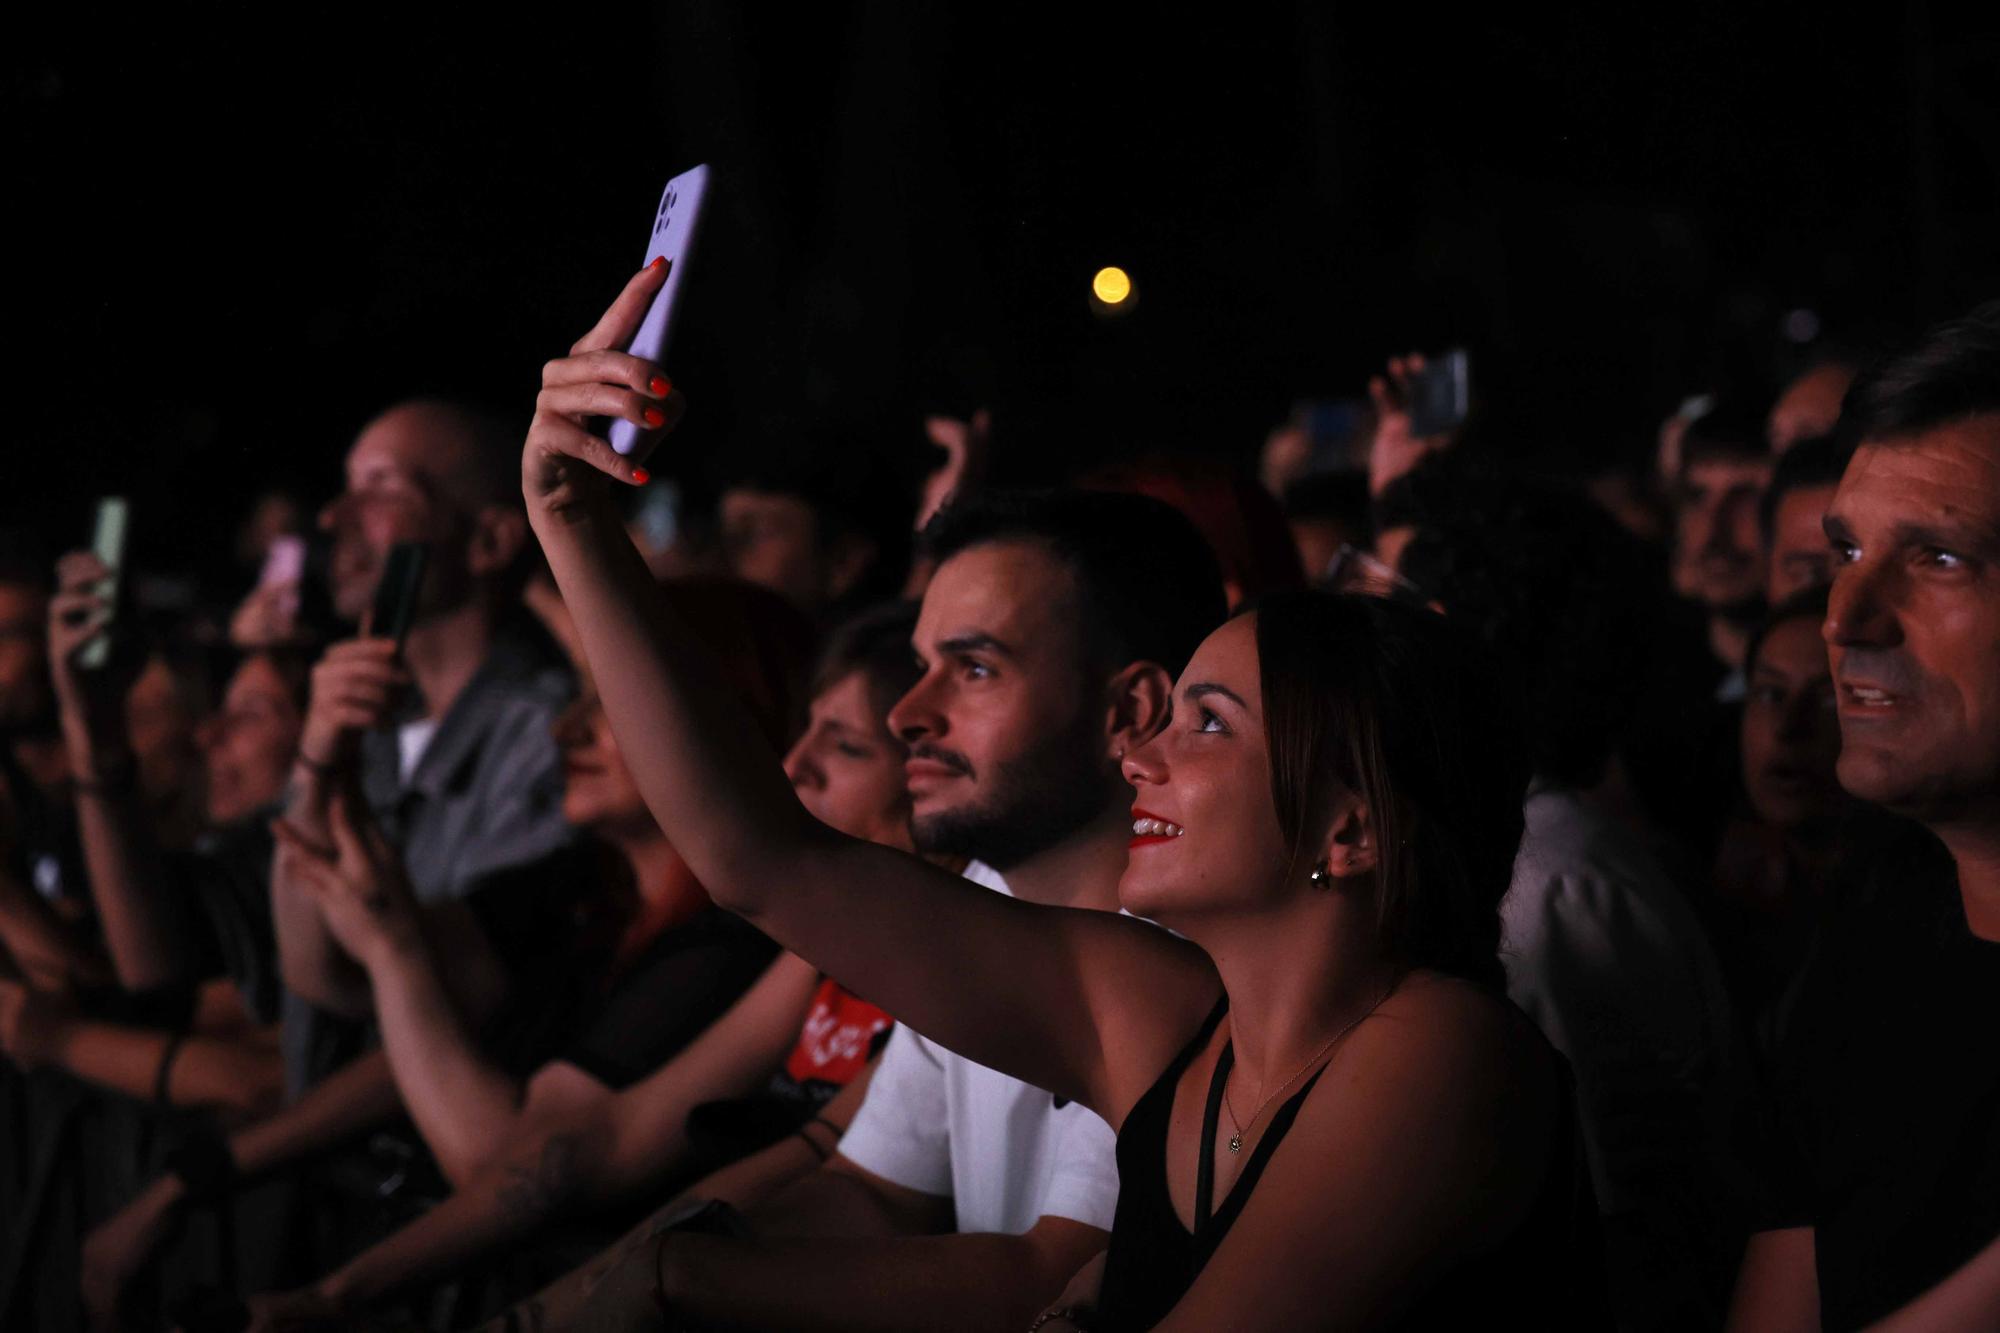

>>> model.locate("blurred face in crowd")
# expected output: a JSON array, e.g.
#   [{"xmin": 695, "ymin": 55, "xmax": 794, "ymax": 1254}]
[
  {"xmin": 889, "ymin": 540, "xmax": 1115, "ymax": 869},
  {"xmin": 1769, "ymin": 363, "xmax": 1853, "ymax": 454},
  {"xmin": 1741, "ymin": 615, "xmax": 1844, "ymax": 830},
  {"xmin": 552, "ymin": 679, "xmax": 654, "ymax": 838},
  {"xmin": 126, "ymin": 655, "xmax": 204, "ymax": 819},
  {"xmin": 0, "ymin": 582, "xmax": 51, "ymax": 729},
  {"xmin": 318, "ymin": 404, "xmax": 483, "ymax": 624},
  {"xmin": 784, "ymin": 670, "xmax": 913, "ymax": 852},
  {"xmin": 200, "ymin": 655, "xmax": 304, "ymax": 825},
  {"xmin": 1117, "ymin": 614, "xmax": 1295, "ymax": 926},
  {"xmin": 720, "ymin": 488, "xmax": 869, "ymax": 614},
  {"xmin": 234, "ymin": 491, "xmax": 305, "ymax": 571},
  {"xmin": 1824, "ymin": 418, "xmax": 2000, "ymax": 820},
  {"xmin": 1767, "ymin": 482, "xmax": 1840, "ymax": 604},
  {"xmin": 1674, "ymin": 454, "xmax": 1773, "ymax": 610}
]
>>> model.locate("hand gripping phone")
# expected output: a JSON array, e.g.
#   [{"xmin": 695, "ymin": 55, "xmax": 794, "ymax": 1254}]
[{"xmin": 608, "ymin": 164, "xmax": 712, "ymax": 457}]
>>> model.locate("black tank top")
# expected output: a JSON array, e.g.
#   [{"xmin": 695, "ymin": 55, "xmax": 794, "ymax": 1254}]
[{"xmin": 1094, "ymin": 1000, "xmax": 1609, "ymax": 1330}]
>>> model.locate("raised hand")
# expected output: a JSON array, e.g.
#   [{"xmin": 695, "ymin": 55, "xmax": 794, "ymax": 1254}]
[
  {"xmin": 48, "ymin": 551, "xmax": 141, "ymax": 750},
  {"xmin": 270, "ymin": 790, "xmax": 422, "ymax": 970},
  {"xmin": 295, "ymin": 639, "xmax": 410, "ymax": 774},
  {"xmin": 524, "ymin": 259, "xmax": 687, "ymax": 519},
  {"xmin": 914, "ymin": 409, "xmax": 993, "ymax": 533},
  {"xmin": 229, "ymin": 578, "xmax": 305, "ymax": 650},
  {"xmin": 1366, "ymin": 352, "xmax": 1457, "ymax": 497}
]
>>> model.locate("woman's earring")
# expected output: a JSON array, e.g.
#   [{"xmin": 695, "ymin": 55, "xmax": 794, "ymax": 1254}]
[{"xmin": 1308, "ymin": 862, "xmax": 1331, "ymax": 888}]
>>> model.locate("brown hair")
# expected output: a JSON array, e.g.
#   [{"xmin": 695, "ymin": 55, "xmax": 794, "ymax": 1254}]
[{"xmin": 1253, "ymin": 590, "xmax": 1527, "ymax": 990}]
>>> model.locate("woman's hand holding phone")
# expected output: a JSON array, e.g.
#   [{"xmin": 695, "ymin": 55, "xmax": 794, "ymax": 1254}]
[{"xmin": 525, "ymin": 260, "xmax": 688, "ymax": 520}]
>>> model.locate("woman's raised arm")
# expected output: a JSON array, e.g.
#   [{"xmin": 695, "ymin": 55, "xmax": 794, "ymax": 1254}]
[{"xmin": 520, "ymin": 263, "xmax": 1211, "ymax": 1116}]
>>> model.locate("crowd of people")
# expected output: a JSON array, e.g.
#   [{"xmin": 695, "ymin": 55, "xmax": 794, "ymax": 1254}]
[{"xmin": 1, "ymin": 254, "xmax": 1996, "ymax": 1331}]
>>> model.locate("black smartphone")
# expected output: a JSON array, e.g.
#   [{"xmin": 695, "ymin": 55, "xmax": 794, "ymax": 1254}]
[
  {"xmin": 368, "ymin": 543, "xmax": 429, "ymax": 651},
  {"xmin": 1406, "ymin": 349, "xmax": 1471, "ymax": 439}
]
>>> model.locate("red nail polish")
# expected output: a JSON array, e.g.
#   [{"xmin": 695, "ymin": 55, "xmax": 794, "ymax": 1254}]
[
  {"xmin": 649, "ymin": 376, "xmax": 672, "ymax": 397},
  {"xmin": 631, "ymin": 468, "xmax": 651, "ymax": 485},
  {"xmin": 647, "ymin": 256, "xmax": 665, "ymax": 271},
  {"xmin": 643, "ymin": 406, "xmax": 665, "ymax": 428}
]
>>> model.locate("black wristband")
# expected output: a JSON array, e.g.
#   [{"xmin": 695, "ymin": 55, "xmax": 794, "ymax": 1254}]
[
  {"xmin": 794, "ymin": 1128, "xmax": 831, "ymax": 1162},
  {"xmin": 809, "ymin": 1113, "xmax": 843, "ymax": 1140},
  {"xmin": 153, "ymin": 1030, "xmax": 190, "ymax": 1104},
  {"xmin": 163, "ymin": 1127, "xmax": 239, "ymax": 1205}
]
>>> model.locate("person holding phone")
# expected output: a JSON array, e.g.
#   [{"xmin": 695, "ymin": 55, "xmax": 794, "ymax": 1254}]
[
  {"xmin": 275, "ymin": 398, "xmax": 576, "ymax": 1103},
  {"xmin": 510, "ymin": 264, "xmax": 1600, "ymax": 1330},
  {"xmin": 231, "ymin": 603, "xmax": 940, "ymax": 1328},
  {"xmin": 81, "ymin": 580, "xmax": 801, "ymax": 1330}
]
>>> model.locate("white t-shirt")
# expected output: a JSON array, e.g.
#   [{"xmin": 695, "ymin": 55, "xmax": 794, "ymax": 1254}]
[
  {"xmin": 835, "ymin": 860, "xmax": 1121, "ymax": 1235},
  {"xmin": 1502, "ymin": 784, "xmax": 1738, "ymax": 1215}
]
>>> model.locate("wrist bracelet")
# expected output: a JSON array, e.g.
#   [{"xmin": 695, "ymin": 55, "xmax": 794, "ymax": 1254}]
[
  {"xmin": 153, "ymin": 1030, "xmax": 190, "ymax": 1104},
  {"xmin": 809, "ymin": 1113, "xmax": 843, "ymax": 1141},
  {"xmin": 1029, "ymin": 1307, "xmax": 1096, "ymax": 1331},
  {"xmin": 794, "ymin": 1127, "xmax": 831, "ymax": 1162}
]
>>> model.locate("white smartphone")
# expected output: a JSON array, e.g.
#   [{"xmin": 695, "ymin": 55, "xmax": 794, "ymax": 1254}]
[
  {"xmin": 608, "ymin": 164, "xmax": 711, "ymax": 457},
  {"xmin": 78, "ymin": 496, "xmax": 129, "ymax": 671}
]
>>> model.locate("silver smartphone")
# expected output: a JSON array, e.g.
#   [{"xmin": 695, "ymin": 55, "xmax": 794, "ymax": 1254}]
[{"xmin": 76, "ymin": 497, "xmax": 129, "ymax": 671}]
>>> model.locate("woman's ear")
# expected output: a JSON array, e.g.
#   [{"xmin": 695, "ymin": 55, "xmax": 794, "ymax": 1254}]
[
  {"xmin": 1315, "ymin": 787, "xmax": 1378, "ymax": 881},
  {"xmin": 1104, "ymin": 662, "xmax": 1175, "ymax": 760}
]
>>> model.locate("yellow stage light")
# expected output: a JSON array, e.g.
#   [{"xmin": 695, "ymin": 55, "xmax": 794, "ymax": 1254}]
[{"xmin": 1092, "ymin": 266, "xmax": 1133, "ymax": 305}]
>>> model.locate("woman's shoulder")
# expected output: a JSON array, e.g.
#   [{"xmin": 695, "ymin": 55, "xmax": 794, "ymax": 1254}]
[
  {"xmin": 1273, "ymin": 970, "xmax": 1563, "ymax": 1234},
  {"xmin": 1340, "ymin": 970, "xmax": 1558, "ymax": 1110}
]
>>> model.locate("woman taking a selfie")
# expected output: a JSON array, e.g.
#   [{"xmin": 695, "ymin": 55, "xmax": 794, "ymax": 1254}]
[{"xmin": 517, "ymin": 261, "xmax": 1602, "ymax": 1330}]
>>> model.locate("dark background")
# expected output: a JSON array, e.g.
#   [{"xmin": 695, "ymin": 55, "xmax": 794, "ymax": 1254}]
[{"xmin": 7, "ymin": 5, "xmax": 1998, "ymax": 591}]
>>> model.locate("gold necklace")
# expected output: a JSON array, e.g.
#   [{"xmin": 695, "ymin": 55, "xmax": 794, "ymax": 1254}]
[{"xmin": 1220, "ymin": 983, "xmax": 1395, "ymax": 1153}]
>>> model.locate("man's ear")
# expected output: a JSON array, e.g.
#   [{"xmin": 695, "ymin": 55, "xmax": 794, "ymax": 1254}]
[
  {"xmin": 824, "ymin": 533, "xmax": 881, "ymax": 602},
  {"xmin": 1104, "ymin": 661, "xmax": 1175, "ymax": 760},
  {"xmin": 466, "ymin": 506, "xmax": 530, "ymax": 579},
  {"xmin": 1315, "ymin": 787, "xmax": 1379, "ymax": 882}
]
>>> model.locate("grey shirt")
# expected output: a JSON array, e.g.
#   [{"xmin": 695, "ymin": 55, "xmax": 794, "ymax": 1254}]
[{"xmin": 281, "ymin": 627, "xmax": 575, "ymax": 1096}]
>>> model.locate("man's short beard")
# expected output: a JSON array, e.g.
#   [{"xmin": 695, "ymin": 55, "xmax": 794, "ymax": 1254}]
[{"xmin": 911, "ymin": 708, "xmax": 1113, "ymax": 872}]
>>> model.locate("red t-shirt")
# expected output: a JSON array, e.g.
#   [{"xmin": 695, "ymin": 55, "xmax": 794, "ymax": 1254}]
[{"xmin": 783, "ymin": 977, "xmax": 893, "ymax": 1089}]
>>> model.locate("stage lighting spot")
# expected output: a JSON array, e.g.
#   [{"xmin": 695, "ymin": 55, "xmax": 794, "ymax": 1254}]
[{"xmin": 1092, "ymin": 266, "xmax": 1133, "ymax": 305}]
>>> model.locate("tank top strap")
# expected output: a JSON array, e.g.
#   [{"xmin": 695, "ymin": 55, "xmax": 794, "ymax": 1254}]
[{"xmin": 1202, "ymin": 1058, "xmax": 1333, "ymax": 1238}]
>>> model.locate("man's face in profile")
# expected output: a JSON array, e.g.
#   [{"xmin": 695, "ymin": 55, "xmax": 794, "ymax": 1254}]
[
  {"xmin": 1674, "ymin": 454, "xmax": 1773, "ymax": 610},
  {"xmin": 889, "ymin": 540, "xmax": 1111, "ymax": 869},
  {"xmin": 1824, "ymin": 416, "xmax": 2000, "ymax": 818}
]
